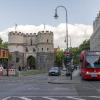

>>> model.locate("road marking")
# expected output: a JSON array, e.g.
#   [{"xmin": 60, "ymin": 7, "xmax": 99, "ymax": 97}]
[
  {"xmin": 42, "ymin": 97, "xmax": 58, "ymax": 100},
  {"xmin": 91, "ymin": 96, "xmax": 100, "ymax": 99},
  {"xmin": 2, "ymin": 96, "xmax": 100, "ymax": 100},
  {"xmin": 1, "ymin": 97, "xmax": 11, "ymax": 100},
  {"xmin": 19, "ymin": 96, "xmax": 32, "ymax": 100},
  {"xmin": 66, "ymin": 96, "xmax": 86, "ymax": 100}
]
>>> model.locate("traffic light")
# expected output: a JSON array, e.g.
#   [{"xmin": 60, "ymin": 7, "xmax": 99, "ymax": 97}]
[{"xmin": 64, "ymin": 51, "xmax": 72, "ymax": 63}]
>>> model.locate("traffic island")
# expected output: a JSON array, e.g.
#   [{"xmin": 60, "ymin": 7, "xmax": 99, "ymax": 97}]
[
  {"xmin": 48, "ymin": 80, "xmax": 80, "ymax": 84},
  {"xmin": 48, "ymin": 75, "xmax": 81, "ymax": 84}
]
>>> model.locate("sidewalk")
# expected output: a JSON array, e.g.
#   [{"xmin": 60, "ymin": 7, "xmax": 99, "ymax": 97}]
[{"xmin": 48, "ymin": 69, "xmax": 81, "ymax": 84}]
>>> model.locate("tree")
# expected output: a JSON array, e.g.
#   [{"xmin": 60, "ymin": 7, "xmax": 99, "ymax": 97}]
[
  {"xmin": 0, "ymin": 38, "xmax": 3, "ymax": 44},
  {"xmin": 79, "ymin": 39, "xmax": 90, "ymax": 52},
  {"xmin": 27, "ymin": 56, "xmax": 36, "ymax": 69},
  {"xmin": 55, "ymin": 49, "xmax": 64, "ymax": 67},
  {"xmin": 70, "ymin": 39, "xmax": 90, "ymax": 64},
  {"xmin": 70, "ymin": 47, "xmax": 80, "ymax": 64},
  {"xmin": 3, "ymin": 42, "xmax": 8, "ymax": 48},
  {"xmin": 0, "ymin": 37, "xmax": 8, "ymax": 48}
]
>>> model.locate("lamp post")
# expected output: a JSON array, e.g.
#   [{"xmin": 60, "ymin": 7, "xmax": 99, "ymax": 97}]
[
  {"xmin": 54, "ymin": 6, "xmax": 73, "ymax": 80},
  {"xmin": 69, "ymin": 35, "xmax": 71, "ymax": 49},
  {"xmin": 54, "ymin": 6, "xmax": 68, "ymax": 51}
]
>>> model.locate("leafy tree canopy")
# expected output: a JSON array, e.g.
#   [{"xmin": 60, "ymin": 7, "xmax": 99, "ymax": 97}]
[{"xmin": 0, "ymin": 38, "xmax": 8, "ymax": 48}]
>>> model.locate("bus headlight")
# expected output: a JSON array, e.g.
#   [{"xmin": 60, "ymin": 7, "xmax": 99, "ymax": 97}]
[{"xmin": 86, "ymin": 71, "xmax": 89, "ymax": 74}]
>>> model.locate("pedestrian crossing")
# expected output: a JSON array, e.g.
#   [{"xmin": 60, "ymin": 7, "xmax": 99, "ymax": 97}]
[{"xmin": 2, "ymin": 96, "xmax": 100, "ymax": 100}]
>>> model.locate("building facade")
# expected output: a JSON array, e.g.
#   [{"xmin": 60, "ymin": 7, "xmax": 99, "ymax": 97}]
[
  {"xmin": 8, "ymin": 31, "xmax": 54, "ymax": 70},
  {"xmin": 90, "ymin": 11, "xmax": 100, "ymax": 51},
  {"xmin": 0, "ymin": 48, "xmax": 8, "ymax": 68}
]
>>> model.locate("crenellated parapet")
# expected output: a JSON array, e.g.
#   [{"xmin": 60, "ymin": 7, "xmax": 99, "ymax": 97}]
[
  {"xmin": 8, "ymin": 31, "xmax": 24, "ymax": 36},
  {"xmin": 38, "ymin": 31, "xmax": 53, "ymax": 35},
  {"xmin": 25, "ymin": 33, "xmax": 37, "ymax": 37},
  {"xmin": 9, "ymin": 31, "xmax": 37, "ymax": 37}
]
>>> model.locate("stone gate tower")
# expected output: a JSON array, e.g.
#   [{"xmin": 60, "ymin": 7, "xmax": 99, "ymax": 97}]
[{"xmin": 8, "ymin": 30, "xmax": 54, "ymax": 70}]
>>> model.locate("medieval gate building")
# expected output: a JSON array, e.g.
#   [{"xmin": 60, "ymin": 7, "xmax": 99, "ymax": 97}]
[{"xmin": 8, "ymin": 30, "xmax": 54, "ymax": 70}]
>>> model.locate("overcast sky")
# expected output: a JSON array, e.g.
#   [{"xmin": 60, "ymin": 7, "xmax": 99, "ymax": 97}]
[{"xmin": 0, "ymin": 0, "xmax": 100, "ymax": 48}]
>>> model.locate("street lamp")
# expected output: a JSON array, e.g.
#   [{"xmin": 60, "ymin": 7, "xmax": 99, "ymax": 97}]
[
  {"xmin": 54, "ymin": 6, "xmax": 68, "ymax": 51},
  {"xmin": 69, "ymin": 35, "xmax": 72, "ymax": 49}
]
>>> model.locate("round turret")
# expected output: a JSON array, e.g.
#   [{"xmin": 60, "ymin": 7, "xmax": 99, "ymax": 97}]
[
  {"xmin": 8, "ymin": 31, "xmax": 24, "ymax": 44},
  {"xmin": 37, "ymin": 31, "xmax": 54, "ymax": 53}
]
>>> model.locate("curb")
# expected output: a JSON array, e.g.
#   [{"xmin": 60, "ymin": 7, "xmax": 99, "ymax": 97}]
[{"xmin": 48, "ymin": 80, "xmax": 80, "ymax": 84}]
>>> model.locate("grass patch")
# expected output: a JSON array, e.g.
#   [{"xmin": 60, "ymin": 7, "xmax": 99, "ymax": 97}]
[{"xmin": 20, "ymin": 69, "xmax": 46, "ymax": 76}]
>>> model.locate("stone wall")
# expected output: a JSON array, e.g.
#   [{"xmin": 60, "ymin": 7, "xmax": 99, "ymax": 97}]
[
  {"xmin": 9, "ymin": 52, "xmax": 24, "ymax": 69},
  {"xmin": 36, "ymin": 52, "xmax": 54, "ymax": 71}
]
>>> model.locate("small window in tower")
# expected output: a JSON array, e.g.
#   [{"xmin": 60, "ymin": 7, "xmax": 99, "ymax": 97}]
[
  {"xmin": 47, "ymin": 39, "xmax": 48, "ymax": 43},
  {"xmin": 47, "ymin": 48, "xmax": 49, "ymax": 51},
  {"xmin": 31, "ymin": 39, "xmax": 32, "ymax": 45},
  {"xmin": 42, "ymin": 48, "xmax": 43, "ymax": 51},
  {"xmin": 26, "ymin": 47, "xmax": 28, "ymax": 52},
  {"xmin": 33, "ymin": 48, "xmax": 36, "ymax": 52}
]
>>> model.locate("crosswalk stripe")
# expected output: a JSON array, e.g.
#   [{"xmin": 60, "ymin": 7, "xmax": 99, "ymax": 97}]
[
  {"xmin": 90, "ymin": 96, "xmax": 100, "ymax": 99},
  {"xmin": 2, "ymin": 96, "xmax": 100, "ymax": 100},
  {"xmin": 18, "ymin": 96, "xmax": 32, "ymax": 100},
  {"xmin": 42, "ymin": 97, "xmax": 58, "ymax": 100},
  {"xmin": 1, "ymin": 97, "xmax": 11, "ymax": 100},
  {"xmin": 66, "ymin": 96, "xmax": 86, "ymax": 100}
]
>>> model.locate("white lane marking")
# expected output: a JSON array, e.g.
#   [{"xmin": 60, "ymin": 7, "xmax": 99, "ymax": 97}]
[
  {"xmin": 1, "ymin": 97, "xmax": 11, "ymax": 100},
  {"xmin": 18, "ymin": 96, "xmax": 32, "ymax": 100},
  {"xmin": 91, "ymin": 96, "xmax": 100, "ymax": 99},
  {"xmin": 66, "ymin": 96, "xmax": 86, "ymax": 100},
  {"xmin": 2, "ymin": 96, "xmax": 100, "ymax": 100},
  {"xmin": 42, "ymin": 96, "xmax": 58, "ymax": 100}
]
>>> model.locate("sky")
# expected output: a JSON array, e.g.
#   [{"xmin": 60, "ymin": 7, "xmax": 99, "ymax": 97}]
[{"xmin": 0, "ymin": 0, "xmax": 100, "ymax": 48}]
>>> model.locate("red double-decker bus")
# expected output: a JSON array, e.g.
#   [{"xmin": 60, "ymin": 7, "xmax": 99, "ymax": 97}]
[{"xmin": 80, "ymin": 50, "xmax": 100, "ymax": 80}]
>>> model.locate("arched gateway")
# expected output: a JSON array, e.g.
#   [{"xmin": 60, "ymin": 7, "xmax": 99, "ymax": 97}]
[{"xmin": 27, "ymin": 56, "xmax": 36, "ymax": 69}]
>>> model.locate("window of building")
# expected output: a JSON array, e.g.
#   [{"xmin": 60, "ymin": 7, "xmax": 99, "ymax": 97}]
[
  {"xmin": 47, "ymin": 48, "xmax": 49, "ymax": 51},
  {"xmin": 26, "ymin": 47, "xmax": 28, "ymax": 52},
  {"xmin": 3, "ymin": 51, "xmax": 5, "ymax": 57},
  {"xmin": 30, "ymin": 39, "xmax": 32, "ymax": 45},
  {"xmin": 33, "ymin": 48, "xmax": 36, "ymax": 52},
  {"xmin": 42, "ymin": 48, "xmax": 43, "ymax": 51},
  {"xmin": 47, "ymin": 39, "xmax": 48, "ymax": 43},
  {"xmin": 0, "ymin": 50, "xmax": 1, "ymax": 57},
  {"xmin": 16, "ymin": 57, "xmax": 19, "ymax": 63}
]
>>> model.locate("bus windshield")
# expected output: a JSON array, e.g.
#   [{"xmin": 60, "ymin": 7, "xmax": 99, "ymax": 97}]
[{"xmin": 86, "ymin": 52, "xmax": 100, "ymax": 68}]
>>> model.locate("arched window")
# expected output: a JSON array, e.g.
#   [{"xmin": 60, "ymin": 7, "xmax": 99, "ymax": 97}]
[{"xmin": 33, "ymin": 48, "xmax": 36, "ymax": 52}]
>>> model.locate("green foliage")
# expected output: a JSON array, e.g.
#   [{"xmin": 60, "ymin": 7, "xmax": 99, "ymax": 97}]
[
  {"xmin": 0, "ymin": 38, "xmax": 8, "ymax": 48},
  {"xmin": 70, "ymin": 39, "xmax": 90, "ymax": 64},
  {"xmin": 55, "ymin": 49, "xmax": 64, "ymax": 67},
  {"xmin": 3, "ymin": 42, "xmax": 8, "ymax": 48},
  {"xmin": 79, "ymin": 39, "xmax": 90, "ymax": 52},
  {"xmin": 27, "ymin": 56, "xmax": 35, "ymax": 69}
]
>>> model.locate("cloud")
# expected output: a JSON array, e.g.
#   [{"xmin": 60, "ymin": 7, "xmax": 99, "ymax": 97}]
[{"xmin": 0, "ymin": 23, "xmax": 93, "ymax": 48}]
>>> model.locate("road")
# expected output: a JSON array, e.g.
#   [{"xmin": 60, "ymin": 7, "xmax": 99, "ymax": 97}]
[{"xmin": 0, "ymin": 70, "xmax": 100, "ymax": 100}]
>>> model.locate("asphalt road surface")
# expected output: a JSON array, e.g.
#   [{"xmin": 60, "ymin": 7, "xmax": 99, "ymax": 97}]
[{"xmin": 0, "ymin": 70, "xmax": 100, "ymax": 100}]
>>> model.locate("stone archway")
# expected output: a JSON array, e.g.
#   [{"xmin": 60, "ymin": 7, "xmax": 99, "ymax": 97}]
[{"xmin": 27, "ymin": 56, "xmax": 36, "ymax": 69}]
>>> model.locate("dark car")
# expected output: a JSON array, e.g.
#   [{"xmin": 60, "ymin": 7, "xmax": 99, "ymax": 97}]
[{"xmin": 48, "ymin": 67, "xmax": 61, "ymax": 76}]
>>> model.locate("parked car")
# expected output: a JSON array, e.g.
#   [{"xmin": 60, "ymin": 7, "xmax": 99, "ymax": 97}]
[{"xmin": 48, "ymin": 67, "xmax": 61, "ymax": 76}]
